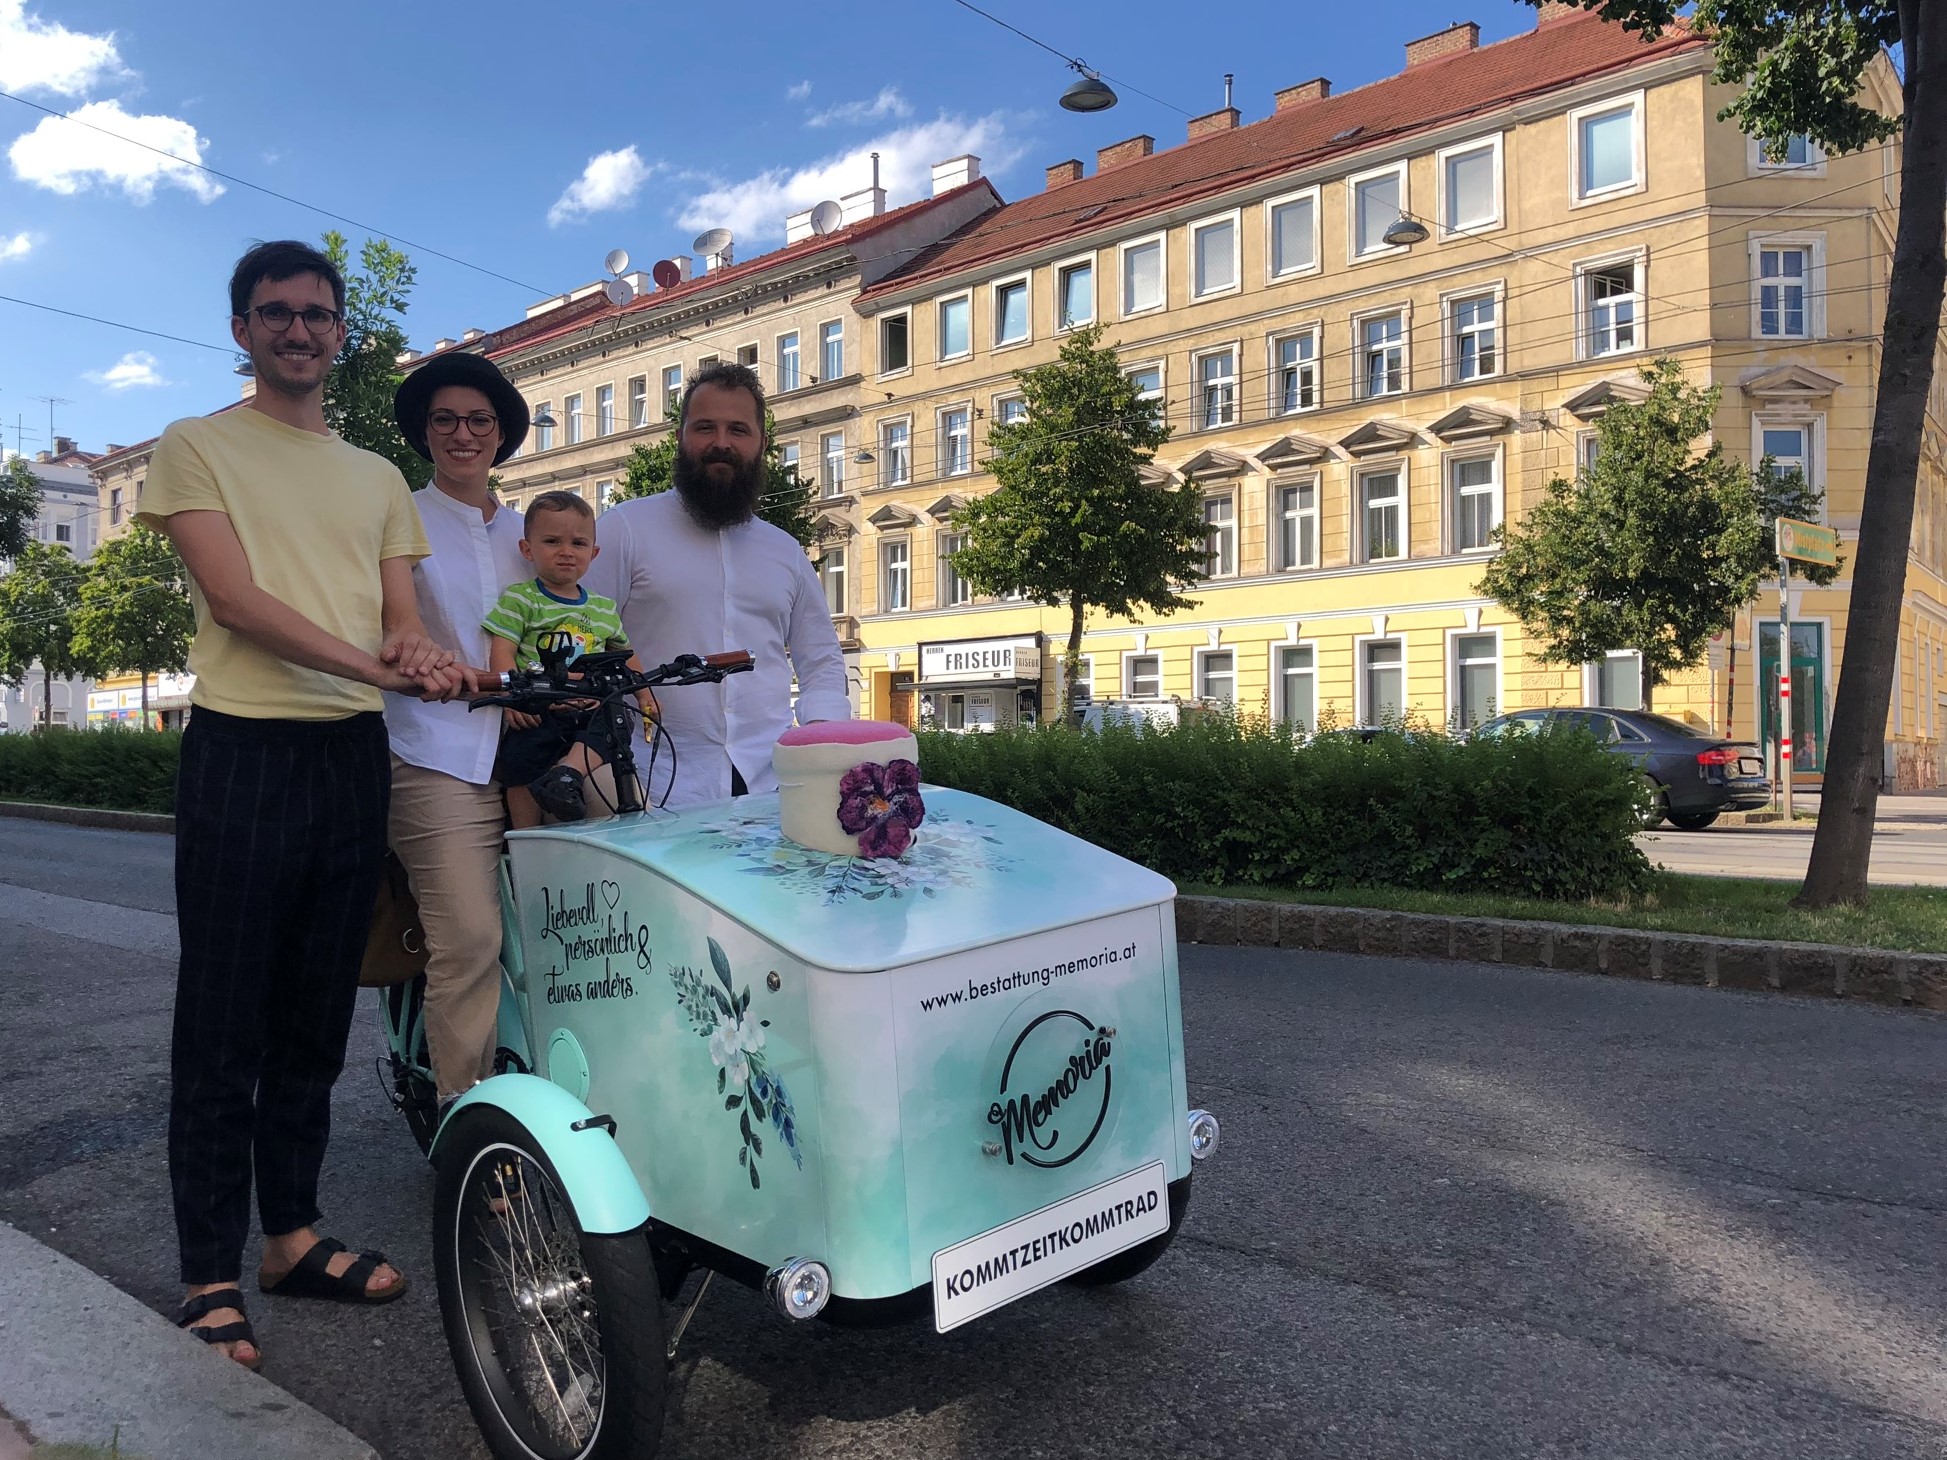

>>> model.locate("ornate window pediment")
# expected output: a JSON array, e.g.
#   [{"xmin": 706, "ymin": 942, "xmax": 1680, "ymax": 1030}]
[
  {"xmin": 1427, "ymin": 404, "xmax": 1514, "ymax": 442},
  {"xmin": 926, "ymin": 493, "xmax": 969, "ymax": 520},
  {"xmin": 866, "ymin": 502, "xmax": 919, "ymax": 529},
  {"xmin": 1561, "ymin": 376, "xmax": 1651, "ymax": 420},
  {"xmin": 1738, "ymin": 363, "xmax": 1843, "ymax": 401},
  {"xmin": 1254, "ymin": 433, "xmax": 1333, "ymax": 468},
  {"xmin": 1337, "ymin": 420, "xmax": 1419, "ymax": 456},
  {"xmin": 1176, "ymin": 447, "xmax": 1249, "ymax": 479}
]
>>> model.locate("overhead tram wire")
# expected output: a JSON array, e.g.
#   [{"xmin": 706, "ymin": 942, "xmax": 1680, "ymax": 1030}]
[{"xmin": 945, "ymin": 0, "xmax": 1193, "ymax": 116}]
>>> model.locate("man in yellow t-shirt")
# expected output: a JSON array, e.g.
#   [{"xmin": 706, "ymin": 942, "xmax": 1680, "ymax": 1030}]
[{"xmin": 137, "ymin": 239, "xmax": 469, "ymax": 1372}]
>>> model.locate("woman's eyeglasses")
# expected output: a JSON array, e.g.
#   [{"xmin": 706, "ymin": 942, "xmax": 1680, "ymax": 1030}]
[{"xmin": 428, "ymin": 410, "xmax": 501, "ymax": 436}]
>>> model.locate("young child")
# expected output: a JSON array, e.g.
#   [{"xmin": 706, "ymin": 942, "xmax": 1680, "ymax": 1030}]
[{"xmin": 483, "ymin": 490, "xmax": 659, "ymax": 825}]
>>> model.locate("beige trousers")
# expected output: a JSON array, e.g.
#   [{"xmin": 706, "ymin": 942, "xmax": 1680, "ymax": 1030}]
[{"xmin": 388, "ymin": 755, "xmax": 506, "ymax": 1099}]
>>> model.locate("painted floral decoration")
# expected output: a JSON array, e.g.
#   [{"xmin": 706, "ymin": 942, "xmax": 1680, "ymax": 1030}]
[
  {"xmin": 668, "ymin": 936, "xmax": 801, "ymax": 1186},
  {"xmin": 836, "ymin": 758, "xmax": 926, "ymax": 858}
]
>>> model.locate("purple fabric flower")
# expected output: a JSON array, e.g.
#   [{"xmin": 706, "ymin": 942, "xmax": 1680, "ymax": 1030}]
[{"xmin": 836, "ymin": 759, "xmax": 926, "ymax": 858}]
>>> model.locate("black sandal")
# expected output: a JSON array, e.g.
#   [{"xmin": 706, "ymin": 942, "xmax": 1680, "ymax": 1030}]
[
  {"xmin": 258, "ymin": 1236, "xmax": 408, "ymax": 1305},
  {"xmin": 176, "ymin": 1287, "xmax": 261, "ymax": 1370},
  {"xmin": 529, "ymin": 765, "xmax": 588, "ymax": 822}
]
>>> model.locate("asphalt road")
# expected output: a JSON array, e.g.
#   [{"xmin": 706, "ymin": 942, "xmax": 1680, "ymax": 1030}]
[
  {"xmin": 3, "ymin": 818, "xmax": 1945, "ymax": 1460},
  {"xmin": 1636, "ymin": 793, "xmax": 1947, "ymax": 886}
]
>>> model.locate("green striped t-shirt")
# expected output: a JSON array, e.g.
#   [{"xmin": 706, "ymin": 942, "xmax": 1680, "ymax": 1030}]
[{"xmin": 483, "ymin": 579, "xmax": 629, "ymax": 671}]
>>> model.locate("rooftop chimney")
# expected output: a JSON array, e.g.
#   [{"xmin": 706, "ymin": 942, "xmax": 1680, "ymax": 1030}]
[
  {"xmin": 930, "ymin": 154, "xmax": 982, "ymax": 196},
  {"xmin": 839, "ymin": 150, "xmax": 886, "ymax": 224},
  {"xmin": 1536, "ymin": 0, "xmax": 1580, "ymax": 20},
  {"xmin": 52, "ymin": 435, "xmax": 75, "ymax": 456},
  {"xmin": 461, "ymin": 328, "xmax": 484, "ymax": 343},
  {"xmin": 1046, "ymin": 158, "xmax": 1085, "ymax": 189},
  {"xmin": 1188, "ymin": 107, "xmax": 1240, "ymax": 140},
  {"xmin": 786, "ymin": 206, "xmax": 816, "ymax": 243},
  {"xmin": 1405, "ymin": 21, "xmax": 1480, "ymax": 65},
  {"xmin": 433, "ymin": 337, "xmax": 457, "ymax": 351},
  {"xmin": 1096, "ymin": 134, "xmax": 1155, "ymax": 172},
  {"xmin": 1274, "ymin": 78, "xmax": 1331, "ymax": 110}
]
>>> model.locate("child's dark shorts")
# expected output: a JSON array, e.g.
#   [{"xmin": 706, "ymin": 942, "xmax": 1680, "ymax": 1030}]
[{"xmin": 494, "ymin": 711, "xmax": 621, "ymax": 787}]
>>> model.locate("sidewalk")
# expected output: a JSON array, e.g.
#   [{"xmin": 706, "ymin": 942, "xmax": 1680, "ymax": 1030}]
[{"xmin": 0, "ymin": 1222, "xmax": 376, "ymax": 1460}]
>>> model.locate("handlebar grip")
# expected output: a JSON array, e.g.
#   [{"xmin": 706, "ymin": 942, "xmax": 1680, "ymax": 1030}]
[{"xmin": 704, "ymin": 651, "xmax": 754, "ymax": 670}]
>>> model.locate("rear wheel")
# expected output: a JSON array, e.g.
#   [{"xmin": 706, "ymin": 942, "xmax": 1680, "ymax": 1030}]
[
  {"xmin": 1667, "ymin": 810, "xmax": 1720, "ymax": 831},
  {"xmin": 435, "ymin": 1105, "xmax": 666, "ymax": 1460},
  {"xmin": 1639, "ymin": 777, "xmax": 1669, "ymax": 830}
]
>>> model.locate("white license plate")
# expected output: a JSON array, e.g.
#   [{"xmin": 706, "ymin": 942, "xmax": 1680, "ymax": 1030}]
[
  {"xmin": 931, "ymin": 1161, "xmax": 1169, "ymax": 1332},
  {"xmin": 1738, "ymin": 759, "xmax": 1764, "ymax": 777}
]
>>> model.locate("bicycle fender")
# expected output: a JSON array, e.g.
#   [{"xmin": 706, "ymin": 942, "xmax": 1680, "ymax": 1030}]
[{"xmin": 432, "ymin": 1073, "xmax": 650, "ymax": 1235}]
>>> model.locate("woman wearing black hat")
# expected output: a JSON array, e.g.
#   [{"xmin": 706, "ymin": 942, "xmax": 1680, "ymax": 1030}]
[{"xmin": 382, "ymin": 352, "xmax": 532, "ymax": 1105}]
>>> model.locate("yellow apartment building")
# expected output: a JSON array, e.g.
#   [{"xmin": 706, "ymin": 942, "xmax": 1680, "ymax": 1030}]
[{"xmin": 837, "ymin": 7, "xmax": 1944, "ymax": 786}]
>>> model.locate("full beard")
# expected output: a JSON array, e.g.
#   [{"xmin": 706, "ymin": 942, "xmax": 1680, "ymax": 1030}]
[{"xmin": 673, "ymin": 447, "xmax": 765, "ymax": 530}]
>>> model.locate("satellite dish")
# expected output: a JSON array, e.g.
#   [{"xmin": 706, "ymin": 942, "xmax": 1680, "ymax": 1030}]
[
  {"xmin": 809, "ymin": 200, "xmax": 842, "ymax": 236},
  {"xmin": 652, "ymin": 259, "xmax": 683, "ymax": 289},
  {"xmin": 693, "ymin": 227, "xmax": 734, "ymax": 257},
  {"xmin": 603, "ymin": 277, "xmax": 635, "ymax": 307},
  {"xmin": 603, "ymin": 248, "xmax": 630, "ymax": 276}
]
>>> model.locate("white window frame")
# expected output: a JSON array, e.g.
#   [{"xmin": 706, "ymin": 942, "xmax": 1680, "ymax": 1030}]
[
  {"xmin": 660, "ymin": 367, "xmax": 683, "ymax": 414},
  {"xmin": 1059, "ymin": 654, "xmax": 1095, "ymax": 703},
  {"xmin": 1125, "ymin": 361, "xmax": 1165, "ymax": 420},
  {"xmin": 1436, "ymin": 133, "xmax": 1504, "ymax": 238},
  {"xmin": 819, "ymin": 319, "xmax": 845, "ymax": 380},
  {"xmin": 1355, "ymin": 635, "xmax": 1408, "ymax": 727},
  {"xmin": 1442, "ymin": 283, "xmax": 1502, "ymax": 384},
  {"xmin": 1273, "ymin": 475, "xmax": 1320, "ymax": 571},
  {"xmin": 776, "ymin": 331, "xmax": 802, "ymax": 392},
  {"xmin": 1264, "ymin": 185, "xmax": 1321, "ymax": 281},
  {"xmin": 1584, "ymin": 649, "xmax": 1645, "ymax": 710},
  {"xmin": 991, "ymin": 272, "xmax": 1032, "ymax": 349},
  {"xmin": 595, "ymin": 478, "xmax": 615, "ymax": 509},
  {"xmin": 1192, "ymin": 344, "xmax": 1239, "ymax": 431},
  {"xmin": 1123, "ymin": 650, "xmax": 1163, "ymax": 699},
  {"xmin": 936, "ymin": 292, "xmax": 973, "ymax": 362},
  {"xmin": 1352, "ymin": 304, "xmax": 1409, "ymax": 398},
  {"xmin": 1119, "ymin": 232, "xmax": 1167, "ymax": 318},
  {"xmin": 1447, "ymin": 626, "xmax": 1503, "ymax": 731},
  {"xmin": 1348, "ymin": 160, "xmax": 1410, "ymax": 261},
  {"xmin": 1055, "ymin": 253, "xmax": 1095, "ymax": 331},
  {"xmin": 1189, "ymin": 208, "xmax": 1243, "ymax": 300},
  {"xmin": 1269, "ymin": 326, "xmax": 1320, "ymax": 415},
  {"xmin": 938, "ymin": 530, "xmax": 971, "ymax": 607},
  {"xmin": 1748, "ymin": 133, "xmax": 1825, "ymax": 177},
  {"xmin": 879, "ymin": 537, "xmax": 911, "ymax": 613},
  {"xmin": 1195, "ymin": 646, "xmax": 1237, "ymax": 705},
  {"xmin": 1751, "ymin": 413, "xmax": 1827, "ymax": 521},
  {"xmin": 1272, "ymin": 639, "xmax": 1319, "ymax": 732},
  {"xmin": 533, "ymin": 401, "xmax": 554, "ymax": 452},
  {"xmin": 1568, "ymin": 91, "xmax": 1646, "ymax": 206},
  {"xmin": 1576, "ymin": 248, "xmax": 1647, "ymax": 360},
  {"xmin": 878, "ymin": 310, "xmax": 912, "ymax": 378},
  {"xmin": 627, "ymin": 374, "xmax": 648, "ymax": 429},
  {"xmin": 819, "ymin": 545, "xmax": 847, "ymax": 615},
  {"xmin": 1748, "ymin": 232, "xmax": 1824, "ymax": 340},
  {"xmin": 563, "ymin": 392, "xmax": 584, "ymax": 445},
  {"xmin": 1357, "ymin": 462, "xmax": 1408, "ymax": 563},
  {"xmin": 1202, "ymin": 492, "xmax": 1237, "ymax": 579},
  {"xmin": 939, "ymin": 404, "xmax": 974, "ymax": 478},
  {"xmin": 1446, "ymin": 448, "xmax": 1503, "ymax": 555},
  {"xmin": 820, "ymin": 431, "xmax": 846, "ymax": 498},
  {"xmin": 994, "ymin": 391, "xmax": 1028, "ymax": 427},
  {"xmin": 879, "ymin": 416, "xmax": 912, "ymax": 488},
  {"xmin": 594, "ymin": 383, "xmax": 615, "ymax": 437},
  {"xmin": 1577, "ymin": 429, "xmax": 1602, "ymax": 476}
]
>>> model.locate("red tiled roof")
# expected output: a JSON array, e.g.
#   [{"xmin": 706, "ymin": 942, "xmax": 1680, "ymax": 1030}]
[{"xmin": 861, "ymin": 10, "xmax": 1705, "ymax": 301}]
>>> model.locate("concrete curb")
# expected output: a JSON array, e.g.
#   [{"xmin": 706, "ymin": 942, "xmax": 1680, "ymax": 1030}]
[
  {"xmin": 1177, "ymin": 896, "xmax": 1947, "ymax": 1012},
  {"xmin": 0, "ymin": 800, "xmax": 173, "ymax": 833},
  {"xmin": 0, "ymin": 1221, "xmax": 377, "ymax": 1460}
]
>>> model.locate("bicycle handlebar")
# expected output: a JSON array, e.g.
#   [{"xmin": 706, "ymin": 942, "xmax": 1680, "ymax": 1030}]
[{"xmin": 469, "ymin": 649, "xmax": 754, "ymax": 712}]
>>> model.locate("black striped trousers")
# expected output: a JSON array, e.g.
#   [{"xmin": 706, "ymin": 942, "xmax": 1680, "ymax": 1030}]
[{"xmin": 168, "ymin": 706, "xmax": 390, "ymax": 1284}]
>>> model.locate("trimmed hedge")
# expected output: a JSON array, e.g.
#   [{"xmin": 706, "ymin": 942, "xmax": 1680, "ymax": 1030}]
[
  {"xmin": 0, "ymin": 727, "xmax": 180, "ymax": 814},
  {"xmin": 919, "ymin": 714, "xmax": 1651, "ymax": 901}
]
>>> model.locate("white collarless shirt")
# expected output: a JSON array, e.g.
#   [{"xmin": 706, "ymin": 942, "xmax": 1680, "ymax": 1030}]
[
  {"xmin": 585, "ymin": 491, "xmax": 851, "ymax": 809},
  {"xmin": 383, "ymin": 482, "xmax": 529, "ymax": 785}
]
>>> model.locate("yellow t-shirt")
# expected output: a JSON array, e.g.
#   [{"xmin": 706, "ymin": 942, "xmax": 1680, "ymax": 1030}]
[{"xmin": 136, "ymin": 407, "xmax": 430, "ymax": 720}]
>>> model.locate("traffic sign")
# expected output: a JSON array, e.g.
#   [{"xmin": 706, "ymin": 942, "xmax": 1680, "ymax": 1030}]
[{"xmin": 1776, "ymin": 517, "xmax": 1839, "ymax": 567}]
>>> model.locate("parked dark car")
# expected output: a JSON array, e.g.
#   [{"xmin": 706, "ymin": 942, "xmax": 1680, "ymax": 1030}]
[{"xmin": 1473, "ymin": 707, "xmax": 1771, "ymax": 830}]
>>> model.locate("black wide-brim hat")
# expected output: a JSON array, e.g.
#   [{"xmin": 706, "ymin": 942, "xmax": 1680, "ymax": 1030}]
[{"xmin": 393, "ymin": 350, "xmax": 530, "ymax": 467}]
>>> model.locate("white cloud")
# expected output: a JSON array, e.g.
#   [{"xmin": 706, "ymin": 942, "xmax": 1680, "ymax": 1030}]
[
  {"xmin": 8, "ymin": 100, "xmax": 223, "ymax": 203},
  {"xmin": 87, "ymin": 350, "xmax": 168, "ymax": 391},
  {"xmin": 0, "ymin": 230, "xmax": 30, "ymax": 262},
  {"xmin": 0, "ymin": 0, "xmax": 125, "ymax": 97},
  {"xmin": 676, "ymin": 112, "xmax": 1020, "ymax": 244},
  {"xmin": 806, "ymin": 86, "xmax": 913, "ymax": 129},
  {"xmin": 548, "ymin": 145, "xmax": 657, "ymax": 228},
  {"xmin": 786, "ymin": 79, "xmax": 813, "ymax": 102}
]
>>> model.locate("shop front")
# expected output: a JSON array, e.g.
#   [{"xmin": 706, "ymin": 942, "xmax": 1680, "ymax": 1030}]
[
  {"xmin": 916, "ymin": 634, "xmax": 1043, "ymax": 733},
  {"xmin": 87, "ymin": 672, "xmax": 195, "ymax": 730}
]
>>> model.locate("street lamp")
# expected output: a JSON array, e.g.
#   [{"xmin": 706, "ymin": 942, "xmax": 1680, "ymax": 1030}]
[
  {"xmin": 1060, "ymin": 62, "xmax": 1118, "ymax": 113},
  {"xmin": 1382, "ymin": 214, "xmax": 1431, "ymax": 246}
]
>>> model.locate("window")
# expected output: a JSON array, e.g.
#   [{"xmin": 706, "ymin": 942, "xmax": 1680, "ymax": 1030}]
[
  {"xmin": 1582, "ymin": 259, "xmax": 1641, "ymax": 357},
  {"xmin": 994, "ymin": 278, "xmax": 1029, "ymax": 345},
  {"xmin": 1197, "ymin": 349, "xmax": 1236, "ymax": 429},
  {"xmin": 1359, "ymin": 311, "xmax": 1405, "ymax": 397},
  {"xmin": 1121, "ymin": 236, "xmax": 1164, "ymax": 315},
  {"xmin": 1060, "ymin": 656, "xmax": 1094, "ymax": 704},
  {"xmin": 1203, "ymin": 495, "xmax": 1236, "ymax": 578},
  {"xmin": 54, "ymin": 521, "xmax": 72, "ymax": 543},
  {"xmin": 1578, "ymin": 431, "xmax": 1602, "ymax": 475},
  {"xmin": 1267, "ymin": 190, "xmax": 1317, "ymax": 277},
  {"xmin": 881, "ymin": 419, "xmax": 911, "ymax": 486},
  {"xmin": 1127, "ymin": 364, "xmax": 1163, "ymax": 420},
  {"xmin": 880, "ymin": 313, "xmax": 910, "ymax": 373},
  {"xmin": 1198, "ymin": 650, "xmax": 1236, "ymax": 705},
  {"xmin": 777, "ymin": 332, "xmax": 801, "ymax": 392},
  {"xmin": 1274, "ymin": 330, "xmax": 1318, "ymax": 413},
  {"xmin": 1191, "ymin": 214, "xmax": 1238, "ymax": 297},
  {"xmin": 595, "ymin": 384, "xmax": 614, "ymax": 437},
  {"xmin": 1756, "ymin": 243, "xmax": 1810, "ymax": 337},
  {"xmin": 1057, "ymin": 260, "xmax": 1093, "ymax": 329},
  {"xmin": 109, "ymin": 487, "xmax": 123, "ymax": 525},
  {"xmin": 660, "ymin": 367, "xmax": 682, "ymax": 416},
  {"xmin": 595, "ymin": 479, "xmax": 615, "ymax": 509},
  {"xmin": 821, "ymin": 432, "xmax": 846, "ymax": 497},
  {"xmin": 1451, "ymin": 292, "xmax": 1497, "ymax": 381},
  {"xmin": 1752, "ymin": 133, "xmax": 1823, "ymax": 173},
  {"xmin": 534, "ymin": 401, "xmax": 554, "ymax": 451},
  {"xmin": 564, "ymin": 393, "xmax": 583, "ymax": 445},
  {"xmin": 778, "ymin": 442, "xmax": 800, "ymax": 481},
  {"xmin": 1761, "ymin": 425, "xmax": 1809, "ymax": 481},
  {"xmin": 504, "ymin": 497, "xmax": 521, "ymax": 514},
  {"xmin": 1440, "ymin": 137, "xmax": 1500, "ymax": 234},
  {"xmin": 1572, "ymin": 95, "xmax": 1643, "ymax": 201},
  {"xmin": 1362, "ymin": 640, "xmax": 1405, "ymax": 726},
  {"xmin": 1450, "ymin": 454, "xmax": 1499, "ymax": 553},
  {"xmin": 1453, "ymin": 633, "xmax": 1499, "ymax": 730},
  {"xmin": 1350, "ymin": 164, "xmax": 1405, "ymax": 257},
  {"xmin": 697, "ymin": 353, "xmax": 719, "ymax": 370},
  {"xmin": 939, "ymin": 532, "xmax": 971, "ymax": 606},
  {"xmin": 1278, "ymin": 644, "xmax": 1316, "ymax": 732},
  {"xmin": 1593, "ymin": 650, "xmax": 1643, "ymax": 710},
  {"xmin": 1361, "ymin": 469, "xmax": 1404, "ymax": 562},
  {"xmin": 1126, "ymin": 653, "xmax": 1162, "ymax": 698},
  {"xmin": 939, "ymin": 295, "xmax": 971, "ymax": 359},
  {"xmin": 880, "ymin": 539, "xmax": 910, "ymax": 612},
  {"xmin": 737, "ymin": 344, "xmax": 758, "ymax": 371},
  {"xmin": 820, "ymin": 547, "xmax": 847, "ymax": 614},
  {"xmin": 1276, "ymin": 479, "xmax": 1318, "ymax": 570},
  {"xmin": 996, "ymin": 393, "xmax": 1028, "ymax": 426},
  {"xmin": 941, "ymin": 408, "xmax": 972, "ymax": 476},
  {"xmin": 627, "ymin": 375, "xmax": 648, "ymax": 429},
  {"xmin": 820, "ymin": 320, "xmax": 844, "ymax": 380}
]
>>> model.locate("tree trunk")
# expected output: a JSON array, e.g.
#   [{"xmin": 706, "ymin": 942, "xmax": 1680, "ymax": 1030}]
[
  {"xmin": 139, "ymin": 671, "xmax": 149, "ymax": 731},
  {"xmin": 40, "ymin": 663, "xmax": 50, "ymax": 729},
  {"xmin": 1640, "ymin": 658, "xmax": 1655, "ymax": 713},
  {"xmin": 1064, "ymin": 597, "xmax": 1086, "ymax": 724},
  {"xmin": 1797, "ymin": 5, "xmax": 1947, "ymax": 907}
]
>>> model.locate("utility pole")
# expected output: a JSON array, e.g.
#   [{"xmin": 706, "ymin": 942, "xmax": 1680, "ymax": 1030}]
[{"xmin": 32, "ymin": 396, "xmax": 71, "ymax": 455}]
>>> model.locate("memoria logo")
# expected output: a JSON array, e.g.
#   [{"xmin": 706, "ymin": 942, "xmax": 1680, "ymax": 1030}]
[{"xmin": 986, "ymin": 1010, "xmax": 1113, "ymax": 1168}]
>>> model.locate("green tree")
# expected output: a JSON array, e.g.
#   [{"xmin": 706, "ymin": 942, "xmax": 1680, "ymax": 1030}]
[
  {"xmin": 70, "ymin": 525, "xmax": 195, "ymax": 726},
  {"xmin": 1479, "ymin": 360, "xmax": 1835, "ymax": 709},
  {"xmin": 610, "ymin": 410, "xmax": 817, "ymax": 546},
  {"xmin": 1525, "ymin": 4, "xmax": 1947, "ymax": 893},
  {"xmin": 0, "ymin": 541, "xmax": 84, "ymax": 728},
  {"xmin": 321, "ymin": 231, "xmax": 429, "ymax": 489},
  {"xmin": 948, "ymin": 324, "xmax": 1203, "ymax": 720},
  {"xmin": 0, "ymin": 455, "xmax": 42, "ymax": 563}
]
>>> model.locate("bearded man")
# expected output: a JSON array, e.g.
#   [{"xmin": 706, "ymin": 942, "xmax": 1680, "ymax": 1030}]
[{"xmin": 586, "ymin": 361, "xmax": 851, "ymax": 808}]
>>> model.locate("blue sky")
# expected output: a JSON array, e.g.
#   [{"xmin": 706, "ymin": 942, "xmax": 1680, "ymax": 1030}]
[{"xmin": 0, "ymin": 0, "xmax": 1549, "ymax": 457}]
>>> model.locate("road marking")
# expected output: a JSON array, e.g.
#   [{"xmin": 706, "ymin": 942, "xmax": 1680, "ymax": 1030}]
[{"xmin": 0, "ymin": 883, "xmax": 177, "ymax": 957}]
